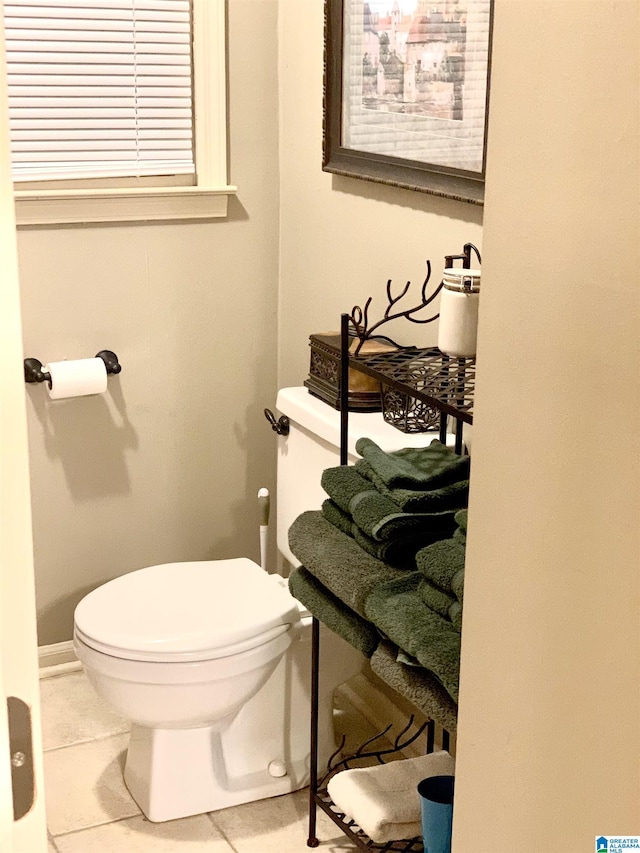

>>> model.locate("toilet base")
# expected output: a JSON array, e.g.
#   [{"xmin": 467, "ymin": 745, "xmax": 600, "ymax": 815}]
[
  {"xmin": 120, "ymin": 620, "xmax": 366, "ymax": 822},
  {"xmin": 124, "ymin": 723, "xmax": 307, "ymax": 822}
]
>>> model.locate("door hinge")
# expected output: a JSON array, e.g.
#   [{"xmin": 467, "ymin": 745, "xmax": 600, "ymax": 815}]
[{"xmin": 7, "ymin": 697, "xmax": 35, "ymax": 820}]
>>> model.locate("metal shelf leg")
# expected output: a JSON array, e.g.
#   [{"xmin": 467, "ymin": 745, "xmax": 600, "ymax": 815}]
[{"xmin": 307, "ymin": 617, "xmax": 320, "ymax": 847}]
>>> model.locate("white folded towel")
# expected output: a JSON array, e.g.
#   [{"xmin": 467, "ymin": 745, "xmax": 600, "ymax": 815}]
[{"xmin": 326, "ymin": 750, "xmax": 454, "ymax": 843}]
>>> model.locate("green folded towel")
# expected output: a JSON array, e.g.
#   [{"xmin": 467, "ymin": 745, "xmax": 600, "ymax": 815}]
[
  {"xmin": 350, "ymin": 490, "xmax": 458, "ymax": 543},
  {"xmin": 451, "ymin": 568, "xmax": 465, "ymax": 605},
  {"xmin": 415, "ymin": 539, "xmax": 466, "ymax": 593},
  {"xmin": 355, "ymin": 437, "xmax": 471, "ymax": 490},
  {"xmin": 417, "ymin": 577, "xmax": 456, "ymax": 618},
  {"xmin": 322, "ymin": 466, "xmax": 458, "ymax": 543},
  {"xmin": 370, "ymin": 641, "xmax": 457, "ymax": 732},
  {"xmin": 288, "ymin": 510, "xmax": 409, "ymax": 617},
  {"xmin": 355, "ymin": 458, "xmax": 470, "ymax": 512},
  {"xmin": 324, "ymin": 499, "xmax": 444, "ymax": 569},
  {"xmin": 450, "ymin": 512, "xmax": 466, "ymax": 605},
  {"xmin": 322, "ymin": 499, "xmax": 432, "ymax": 569},
  {"xmin": 320, "ymin": 466, "xmax": 377, "ymax": 515},
  {"xmin": 364, "ymin": 573, "xmax": 461, "ymax": 703},
  {"xmin": 321, "ymin": 498, "xmax": 352, "ymax": 537},
  {"xmin": 288, "ymin": 567, "xmax": 379, "ymax": 658},
  {"xmin": 352, "ymin": 527, "xmax": 427, "ymax": 570},
  {"xmin": 454, "ymin": 509, "xmax": 468, "ymax": 533},
  {"xmin": 452, "ymin": 527, "xmax": 466, "ymax": 545},
  {"xmin": 448, "ymin": 601, "xmax": 463, "ymax": 632}
]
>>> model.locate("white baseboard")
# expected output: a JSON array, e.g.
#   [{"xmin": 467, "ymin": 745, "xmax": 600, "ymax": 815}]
[{"xmin": 38, "ymin": 641, "xmax": 81, "ymax": 679}]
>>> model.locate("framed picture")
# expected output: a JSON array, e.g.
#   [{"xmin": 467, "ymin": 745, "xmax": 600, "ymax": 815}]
[{"xmin": 323, "ymin": 0, "xmax": 494, "ymax": 204}]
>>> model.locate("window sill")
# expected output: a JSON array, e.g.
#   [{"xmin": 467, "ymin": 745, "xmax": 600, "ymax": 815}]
[{"xmin": 14, "ymin": 184, "xmax": 238, "ymax": 226}]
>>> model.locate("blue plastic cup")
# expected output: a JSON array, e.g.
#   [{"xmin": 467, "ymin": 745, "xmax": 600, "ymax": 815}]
[{"xmin": 417, "ymin": 774, "xmax": 455, "ymax": 853}]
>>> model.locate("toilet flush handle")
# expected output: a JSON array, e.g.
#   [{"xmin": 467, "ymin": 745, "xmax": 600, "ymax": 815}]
[{"xmin": 264, "ymin": 408, "xmax": 289, "ymax": 436}]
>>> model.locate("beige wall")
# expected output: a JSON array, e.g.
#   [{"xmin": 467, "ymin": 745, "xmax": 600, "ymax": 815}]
[
  {"xmin": 277, "ymin": 0, "xmax": 483, "ymax": 388},
  {"xmin": 454, "ymin": 1, "xmax": 640, "ymax": 849},
  {"xmin": 18, "ymin": 0, "xmax": 281, "ymax": 646}
]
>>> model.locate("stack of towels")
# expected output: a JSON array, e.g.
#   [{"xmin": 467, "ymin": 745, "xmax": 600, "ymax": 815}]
[
  {"xmin": 321, "ymin": 437, "xmax": 470, "ymax": 568},
  {"xmin": 364, "ymin": 510, "xmax": 466, "ymax": 703},
  {"xmin": 326, "ymin": 750, "xmax": 455, "ymax": 843},
  {"xmin": 417, "ymin": 509, "xmax": 466, "ymax": 632},
  {"xmin": 288, "ymin": 437, "xmax": 468, "ymax": 706}
]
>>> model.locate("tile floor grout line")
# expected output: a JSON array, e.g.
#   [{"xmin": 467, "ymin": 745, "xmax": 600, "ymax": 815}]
[
  {"xmin": 205, "ymin": 811, "xmax": 241, "ymax": 853},
  {"xmin": 42, "ymin": 728, "xmax": 130, "ymax": 754},
  {"xmin": 49, "ymin": 812, "xmax": 144, "ymax": 840}
]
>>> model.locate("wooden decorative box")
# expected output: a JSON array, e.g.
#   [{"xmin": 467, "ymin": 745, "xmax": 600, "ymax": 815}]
[{"xmin": 304, "ymin": 333, "xmax": 396, "ymax": 412}]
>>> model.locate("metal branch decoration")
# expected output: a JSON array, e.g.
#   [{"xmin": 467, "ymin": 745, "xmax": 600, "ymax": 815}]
[
  {"xmin": 349, "ymin": 260, "xmax": 442, "ymax": 355},
  {"xmin": 318, "ymin": 715, "xmax": 430, "ymax": 790}
]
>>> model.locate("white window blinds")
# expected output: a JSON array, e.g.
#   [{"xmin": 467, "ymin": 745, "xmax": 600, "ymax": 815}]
[{"xmin": 5, "ymin": 0, "xmax": 195, "ymax": 182}]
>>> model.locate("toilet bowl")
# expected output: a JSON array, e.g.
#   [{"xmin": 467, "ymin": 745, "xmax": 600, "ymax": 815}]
[
  {"xmin": 74, "ymin": 621, "xmax": 295, "ymax": 730},
  {"xmin": 73, "ymin": 557, "xmax": 315, "ymax": 821}
]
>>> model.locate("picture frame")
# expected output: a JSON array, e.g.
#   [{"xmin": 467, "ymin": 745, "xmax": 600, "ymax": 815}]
[{"xmin": 323, "ymin": 0, "xmax": 494, "ymax": 205}]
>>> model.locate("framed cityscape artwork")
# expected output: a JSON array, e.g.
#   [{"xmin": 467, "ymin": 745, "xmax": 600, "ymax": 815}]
[{"xmin": 323, "ymin": 0, "xmax": 493, "ymax": 204}]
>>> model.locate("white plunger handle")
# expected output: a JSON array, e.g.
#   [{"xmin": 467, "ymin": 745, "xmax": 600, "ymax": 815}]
[{"xmin": 258, "ymin": 488, "xmax": 270, "ymax": 571}]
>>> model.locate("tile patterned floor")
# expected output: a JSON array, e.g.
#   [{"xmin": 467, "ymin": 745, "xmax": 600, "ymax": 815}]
[{"xmin": 41, "ymin": 670, "xmax": 358, "ymax": 853}]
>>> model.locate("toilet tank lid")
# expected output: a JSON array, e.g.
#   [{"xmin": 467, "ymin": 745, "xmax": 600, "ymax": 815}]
[{"xmin": 73, "ymin": 558, "xmax": 300, "ymax": 657}]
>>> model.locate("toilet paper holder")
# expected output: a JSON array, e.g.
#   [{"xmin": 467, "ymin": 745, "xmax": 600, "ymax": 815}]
[{"xmin": 24, "ymin": 350, "xmax": 122, "ymax": 385}]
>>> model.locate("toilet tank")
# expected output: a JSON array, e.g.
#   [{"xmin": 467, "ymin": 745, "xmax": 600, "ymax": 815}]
[{"xmin": 275, "ymin": 387, "xmax": 451, "ymax": 567}]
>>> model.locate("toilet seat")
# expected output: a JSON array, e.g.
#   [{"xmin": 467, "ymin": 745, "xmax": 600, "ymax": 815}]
[
  {"xmin": 74, "ymin": 622, "xmax": 293, "ymax": 663},
  {"xmin": 74, "ymin": 558, "xmax": 300, "ymax": 663}
]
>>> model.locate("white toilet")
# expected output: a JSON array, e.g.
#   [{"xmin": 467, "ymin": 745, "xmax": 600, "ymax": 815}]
[{"xmin": 73, "ymin": 387, "xmax": 446, "ymax": 822}]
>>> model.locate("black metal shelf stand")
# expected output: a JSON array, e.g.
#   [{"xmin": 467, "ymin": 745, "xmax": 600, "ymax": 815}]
[
  {"xmin": 306, "ymin": 314, "xmax": 475, "ymax": 850},
  {"xmin": 350, "ymin": 345, "xmax": 475, "ymax": 455}
]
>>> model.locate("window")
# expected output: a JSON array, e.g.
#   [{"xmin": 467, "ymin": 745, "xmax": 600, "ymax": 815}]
[{"xmin": 3, "ymin": 0, "xmax": 235, "ymax": 224}]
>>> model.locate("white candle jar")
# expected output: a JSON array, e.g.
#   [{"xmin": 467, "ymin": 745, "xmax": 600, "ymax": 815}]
[{"xmin": 437, "ymin": 267, "xmax": 481, "ymax": 358}]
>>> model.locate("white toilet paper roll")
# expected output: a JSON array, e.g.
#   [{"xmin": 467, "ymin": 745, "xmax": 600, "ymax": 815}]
[{"xmin": 44, "ymin": 358, "xmax": 108, "ymax": 400}]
